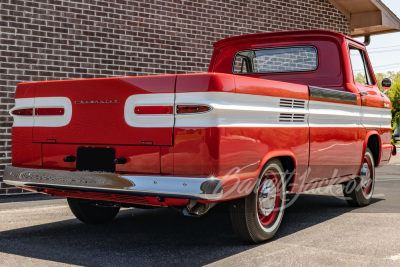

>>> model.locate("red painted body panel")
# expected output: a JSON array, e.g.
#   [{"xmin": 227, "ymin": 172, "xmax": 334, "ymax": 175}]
[
  {"xmin": 176, "ymin": 73, "xmax": 236, "ymax": 93},
  {"xmin": 307, "ymin": 127, "xmax": 365, "ymax": 183},
  {"xmin": 14, "ymin": 83, "xmax": 36, "ymax": 99},
  {"xmin": 10, "ymin": 30, "xmax": 393, "ymax": 206},
  {"xmin": 172, "ymin": 125, "xmax": 309, "ymax": 199},
  {"xmin": 42, "ymin": 143, "xmax": 160, "ymax": 174},
  {"xmin": 380, "ymin": 129, "xmax": 393, "ymax": 165},
  {"xmin": 234, "ymin": 75, "xmax": 309, "ymax": 100},
  {"xmin": 11, "ymin": 127, "xmax": 42, "ymax": 168},
  {"xmin": 33, "ymin": 75, "xmax": 176, "ymax": 145}
]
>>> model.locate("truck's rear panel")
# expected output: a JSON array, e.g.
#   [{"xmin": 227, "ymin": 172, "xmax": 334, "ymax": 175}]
[{"xmin": 11, "ymin": 75, "xmax": 176, "ymax": 174}]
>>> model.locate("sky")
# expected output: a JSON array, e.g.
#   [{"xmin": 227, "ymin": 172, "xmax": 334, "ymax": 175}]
[{"xmin": 355, "ymin": 0, "xmax": 400, "ymax": 74}]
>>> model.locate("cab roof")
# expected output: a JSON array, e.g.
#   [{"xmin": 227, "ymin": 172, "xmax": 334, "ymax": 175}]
[{"xmin": 213, "ymin": 30, "xmax": 366, "ymax": 49}]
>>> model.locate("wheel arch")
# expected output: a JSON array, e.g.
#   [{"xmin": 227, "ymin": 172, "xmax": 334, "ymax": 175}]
[
  {"xmin": 260, "ymin": 151, "xmax": 297, "ymax": 192},
  {"xmin": 363, "ymin": 131, "xmax": 381, "ymax": 167}
]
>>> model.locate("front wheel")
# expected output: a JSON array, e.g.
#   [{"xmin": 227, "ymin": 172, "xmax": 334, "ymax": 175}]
[
  {"xmin": 229, "ymin": 159, "xmax": 286, "ymax": 243},
  {"xmin": 67, "ymin": 198, "xmax": 120, "ymax": 224},
  {"xmin": 342, "ymin": 148, "xmax": 375, "ymax": 207}
]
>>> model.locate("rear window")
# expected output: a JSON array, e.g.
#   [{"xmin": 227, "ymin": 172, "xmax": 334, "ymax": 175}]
[{"xmin": 233, "ymin": 46, "xmax": 318, "ymax": 74}]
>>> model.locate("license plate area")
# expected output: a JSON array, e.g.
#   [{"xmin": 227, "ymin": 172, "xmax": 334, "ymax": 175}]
[{"xmin": 76, "ymin": 147, "xmax": 115, "ymax": 172}]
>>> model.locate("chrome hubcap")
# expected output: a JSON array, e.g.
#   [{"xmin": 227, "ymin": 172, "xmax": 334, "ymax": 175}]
[
  {"xmin": 258, "ymin": 179, "xmax": 277, "ymax": 217},
  {"xmin": 360, "ymin": 162, "xmax": 370, "ymax": 188}
]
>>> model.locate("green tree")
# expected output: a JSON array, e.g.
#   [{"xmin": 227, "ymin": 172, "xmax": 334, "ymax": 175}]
[
  {"xmin": 375, "ymin": 71, "xmax": 400, "ymax": 128},
  {"xmin": 355, "ymin": 73, "xmax": 366, "ymax": 84}
]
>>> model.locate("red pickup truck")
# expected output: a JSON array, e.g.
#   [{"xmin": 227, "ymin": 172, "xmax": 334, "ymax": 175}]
[{"xmin": 4, "ymin": 30, "xmax": 394, "ymax": 243}]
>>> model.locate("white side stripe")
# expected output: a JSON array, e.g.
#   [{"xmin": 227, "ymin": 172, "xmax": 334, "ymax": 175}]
[
  {"xmin": 10, "ymin": 93, "xmax": 392, "ymax": 129},
  {"xmin": 10, "ymin": 98, "xmax": 35, "ymax": 127},
  {"xmin": 174, "ymin": 92, "xmax": 391, "ymax": 129},
  {"xmin": 175, "ymin": 92, "xmax": 308, "ymax": 128},
  {"xmin": 361, "ymin": 105, "xmax": 392, "ymax": 128},
  {"xmin": 33, "ymin": 97, "xmax": 72, "ymax": 127},
  {"xmin": 10, "ymin": 97, "xmax": 72, "ymax": 127},
  {"xmin": 124, "ymin": 93, "xmax": 174, "ymax": 128},
  {"xmin": 309, "ymin": 101, "xmax": 361, "ymax": 128}
]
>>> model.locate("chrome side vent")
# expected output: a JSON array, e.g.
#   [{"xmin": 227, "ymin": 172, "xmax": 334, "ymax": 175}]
[
  {"xmin": 280, "ymin": 99, "xmax": 305, "ymax": 109},
  {"xmin": 279, "ymin": 113, "xmax": 306, "ymax": 123},
  {"xmin": 293, "ymin": 100, "xmax": 305, "ymax": 109},
  {"xmin": 279, "ymin": 113, "xmax": 293, "ymax": 122},
  {"xmin": 279, "ymin": 99, "xmax": 293, "ymax": 108},
  {"xmin": 293, "ymin": 114, "xmax": 305, "ymax": 122}
]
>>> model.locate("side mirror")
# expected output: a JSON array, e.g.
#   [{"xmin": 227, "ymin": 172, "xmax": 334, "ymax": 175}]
[{"xmin": 382, "ymin": 78, "xmax": 392, "ymax": 91}]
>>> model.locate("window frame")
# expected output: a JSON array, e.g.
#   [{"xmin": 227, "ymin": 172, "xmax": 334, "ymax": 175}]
[
  {"xmin": 232, "ymin": 45, "xmax": 319, "ymax": 75},
  {"xmin": 348, "ymin": 45, "xmax": 375, "ymax": 86},
  {"xmin": 233, "ymin": 55, "xmax": 253, "ymax": 73}
]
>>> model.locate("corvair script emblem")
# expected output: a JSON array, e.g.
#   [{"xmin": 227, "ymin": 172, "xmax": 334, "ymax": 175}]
[{"xmin": 74, "ymin": 100, "xmax": 120, "ymax": 104}]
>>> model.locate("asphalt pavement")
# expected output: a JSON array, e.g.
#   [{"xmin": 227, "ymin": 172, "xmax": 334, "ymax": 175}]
[{"xmin": 1, "ymin": 153, "xmax": 400, "ymax": 266}]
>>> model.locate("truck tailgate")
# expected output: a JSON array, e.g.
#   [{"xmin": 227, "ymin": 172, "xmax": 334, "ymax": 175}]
[{"xmin": 30, "ymin": 75, "xmax": 176, "ymax": 145}]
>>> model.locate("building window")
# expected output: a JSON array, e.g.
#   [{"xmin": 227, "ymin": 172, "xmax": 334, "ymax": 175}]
[{"xmin": 233, "ymin": 46, "xmax": 318, "ymax": 74}]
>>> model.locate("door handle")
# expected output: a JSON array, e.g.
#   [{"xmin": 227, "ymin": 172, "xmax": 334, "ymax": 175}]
[{"xmin": 360, "ymin": 91, "xmax": 369, "ymax": 96}]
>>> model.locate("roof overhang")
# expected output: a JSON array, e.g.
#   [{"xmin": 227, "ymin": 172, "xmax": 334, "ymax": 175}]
[{"xmin": 328, "ymin": 0, "xmax": 400, "ymax": 36}]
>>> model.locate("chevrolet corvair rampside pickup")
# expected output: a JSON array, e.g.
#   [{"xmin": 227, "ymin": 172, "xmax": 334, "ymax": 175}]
[{"xmin": 4, "ymin": 30, "xmax": 394, "ymax": 243}]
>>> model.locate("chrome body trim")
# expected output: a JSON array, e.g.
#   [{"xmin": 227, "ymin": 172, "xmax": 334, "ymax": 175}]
[
  {"xmin": 309, "ymin": 86, "xmax": 358, "ymax": 103},
  {"xmin": 3, "ymin": 166, "xmax": 223, "ymax": 200}
]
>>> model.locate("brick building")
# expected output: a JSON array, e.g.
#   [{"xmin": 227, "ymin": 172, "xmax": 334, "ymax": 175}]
[{"xmin": 1, "ymin": 0, "xmax": 399, "ymax": 195}]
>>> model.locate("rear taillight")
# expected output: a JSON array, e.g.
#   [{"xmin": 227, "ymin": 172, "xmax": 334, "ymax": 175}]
[
  {"xmin": 134, "ymin": 106, "xmax": 173, "ymax": 115},
  {"xmin": 35, "ymin": 108, "xmax": 65, "ymax": 116},
  {"xmin": 11, "ymin": 108, "xmax": 33, "ymax": 116},
  {"xmin": 176, "ymin": 105, "xmax": 212, "ymax": 114},
  {"xmin": 132, "ymin": 105, "xmax": 212, "ymax": 115},
  {"xmin": 11, "ymin": 107, "xmax": 64, "ymax": 116}
]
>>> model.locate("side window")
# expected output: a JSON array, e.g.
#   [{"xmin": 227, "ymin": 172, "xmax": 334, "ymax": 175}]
[
  {"xmin": 233, "ymin": 50, "xmax": 255, "ymax": 73},
  {"xmin": 349, "ymin": 46, "xmax": 373, "ymax": 85},
  {"xmin": 233, "ymin": 46, "xmax": 318, "ymax": 74},
  {"xmin": 233, "ymin": 56, "xmax": 249, "ymax": 73}
]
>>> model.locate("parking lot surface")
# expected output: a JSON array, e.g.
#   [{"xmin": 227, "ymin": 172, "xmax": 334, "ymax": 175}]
[{"xmin": 1, "ymin": 159, "xmax": 400, "ymax": 266}]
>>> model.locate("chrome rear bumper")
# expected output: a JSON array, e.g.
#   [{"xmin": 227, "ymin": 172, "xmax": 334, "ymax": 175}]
[{"xmin": 3, "ymin": 166, "xmax": 223, "ymax": 200}]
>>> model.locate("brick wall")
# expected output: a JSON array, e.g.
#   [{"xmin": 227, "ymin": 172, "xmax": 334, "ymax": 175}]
[{"xmin": 0, "ymin": 0, "xmax": 350, "ymax": 195}]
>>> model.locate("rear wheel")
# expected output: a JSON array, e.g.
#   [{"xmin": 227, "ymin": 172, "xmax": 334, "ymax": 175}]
[
  {"xmin": 342, "ymin": 148, "xmax": 375, "ymax": 207},
  {"xmin": 67, "ymin": 198, "xmax": 120, "ymax": 224},
  {"xmin": 230, "ymin": 159, "xmax": 286, "ymax": 243}
]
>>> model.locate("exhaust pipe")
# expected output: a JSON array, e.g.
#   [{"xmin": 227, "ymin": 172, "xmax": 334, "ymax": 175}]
[{"xmin": 181, "ymin": 200, "xmax": 217, "ymax": 217}]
